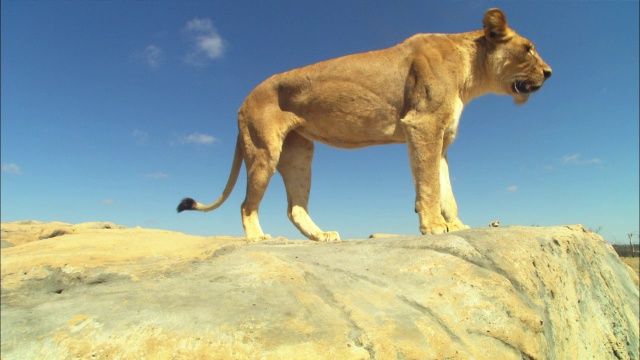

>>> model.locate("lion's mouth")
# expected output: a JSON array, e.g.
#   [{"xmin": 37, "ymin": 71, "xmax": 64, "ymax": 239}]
[{"xmin": 513, "ymin": 80, "xmax": 542, "ymax": 94}]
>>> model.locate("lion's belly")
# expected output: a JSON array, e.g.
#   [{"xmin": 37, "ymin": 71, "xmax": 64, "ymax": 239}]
[
  {"xmin": 294, "ymin": 122, "xmax": 406, "ymax": 149},
  {"xmin": 292, "ymin": 100, "xmax": 406, "ymax": 149},
  {"xmin": 287, "ymin": 80, "xmax": 407, "ymax": 149}
]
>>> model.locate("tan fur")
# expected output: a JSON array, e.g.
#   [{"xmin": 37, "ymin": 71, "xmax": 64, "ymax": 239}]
[{"xmin": 179, "ymin": 8, "xmax": 551, "ymax": 242}]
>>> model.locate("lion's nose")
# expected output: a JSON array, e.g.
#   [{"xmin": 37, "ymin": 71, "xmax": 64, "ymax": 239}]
[{"xmin": 543, "ymin": 68, "xmax": 552, "ymax": 80}]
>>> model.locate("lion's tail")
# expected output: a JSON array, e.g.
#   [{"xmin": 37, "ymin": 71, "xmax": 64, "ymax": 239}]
[{"xmin": 177, "ymin": 134, "xmax": 243, "ymax": 213}]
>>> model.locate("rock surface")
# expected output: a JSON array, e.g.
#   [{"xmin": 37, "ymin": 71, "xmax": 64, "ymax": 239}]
[
  {"xmin": 1, "ymin": 222, "xmax": 638, "ymax": 359},
  {"xmin": 0, "ymin": 220, "xmax": 125, "ymax": 247}
]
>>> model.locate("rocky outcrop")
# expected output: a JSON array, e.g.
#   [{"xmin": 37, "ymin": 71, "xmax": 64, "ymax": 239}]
[
  {"xmin": 1, "ymin": 222, "xmax": 638, "ymax": 359},
  {"xmin": 0, "ymin": 220, "xmax": 125, "ymax": 247}
]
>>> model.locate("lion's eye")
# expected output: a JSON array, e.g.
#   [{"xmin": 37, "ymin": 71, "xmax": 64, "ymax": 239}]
[{"xmin": 525, "ymin": 44, "xmax": 534, "ymax": 54}]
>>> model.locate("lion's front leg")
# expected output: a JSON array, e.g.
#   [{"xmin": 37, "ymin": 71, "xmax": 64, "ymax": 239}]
[
  {"xmin": 401, "ymin": 114, "xmax": 448, "ymax": 235},
  {"xmin": 439, "ymin": 155, "xmax": 470, "ymax": 232}
]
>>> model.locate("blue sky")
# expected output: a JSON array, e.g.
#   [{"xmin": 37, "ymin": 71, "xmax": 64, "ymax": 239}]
[{"xmin": 2, "ymin": 1, "xmax": 638, "ymax": 244}]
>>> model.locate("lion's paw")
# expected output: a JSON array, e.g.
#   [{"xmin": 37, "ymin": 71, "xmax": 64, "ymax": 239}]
[
  {"xmin": 420, "ymin": 223, "xmax": 448, "ymax": 235},
  {"xmin": 313, "ymin": 231, "xmax": 341, "ymax": 242},
  {"xmin": 446, "ymin": 221, "xmax": 470, "ymax": 232},
  {"xmin": 246, "ymin": 234, "xmax": 272, "ymax": 243}
]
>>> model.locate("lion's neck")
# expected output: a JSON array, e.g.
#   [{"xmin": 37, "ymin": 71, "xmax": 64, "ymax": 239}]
[
  {"xmin": 405, "ymin": 31, "xmax": 493, "ymax": 104},
  {"xmin": 455, "ymin": 31, "xmax": 494, "ymax": 104}
]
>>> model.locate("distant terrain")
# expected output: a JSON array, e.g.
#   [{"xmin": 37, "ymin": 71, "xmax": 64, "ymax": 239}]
[
  {"xmin": 611, "ymin": 244, "xmax": 640, "ymax": 277},
  {"xmin": 611, "ymin": 244, "xmax": 640, "ymax": 258}
]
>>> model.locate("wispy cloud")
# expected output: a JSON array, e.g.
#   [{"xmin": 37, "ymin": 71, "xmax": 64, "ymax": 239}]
[
  {"xmin": 143, "ymin": 44, "xmax": 164, "ymax": 68},
  {"xmin": 183, "ymin": 18, "xmax": 225, "ymax": 66},
  {"xmin": 2, "ymin": 163, "xmax": 22, "ymax": 174},
  {"xmin": 101, "ymin": 199, "xmax": 114, "ymax": 205},
  {"xmin": 506, "ymin": 185, "xmax": 519, "ymax": 193},
  {"xmin": 561, "ymin": 153, "xmax": 602, "ymax": 165},
  {"xmin": 132, "ymin": 130, "xmax": 149, "ymax": 144},
  {"xmin": 145, "ymin": 172, "xmax": 169, "ymax": 179},
  {"xmin": 180, "ymin": 132, "xmax": 216, "ymax": 145},
  {"xmin": 133, "ymin": 45, "xmax": 165, "ymax": 69}
]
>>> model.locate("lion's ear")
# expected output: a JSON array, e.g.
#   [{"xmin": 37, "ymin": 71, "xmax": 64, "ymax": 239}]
[{"xmin": 483, "ymin": 8, "xmax": 510, "ymax": 42}]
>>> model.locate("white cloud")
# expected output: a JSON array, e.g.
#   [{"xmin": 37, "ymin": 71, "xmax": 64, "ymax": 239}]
[
  {"xmin": 561, "ymin": 153, "xmax": 602, "ymax": 165},
  {"xmin": 143, "ymin": 44, "xmax": 164, "ymax": 68},
  {"xmin": 185, "ymin": 18, "xmax": 214, "ymax": 33},
  {"xmin": 2, "ymin": 163, "xmax": 22, "ymax": 174},
  {"xmin": 506, "ymin": 185, "xmax": 519, "ymax": 193},
  {"xmin": 132, "ymin": 130, "xmax": 149, "ymax": 144},
  {"xmin": 198, "ymin": 36, "xmax": 224, "ymax": 58},
  {"xmin": 133, "ymin": 45, "xmax": 164, "ymax": 69},
  {"xmin": 145, "ymin": 172, "xmax": 169, "ymax": 179},
  {"xmin": 561, "ymin": 154, "xmax": 580, "ymax": 164},
  {"xmin": 180, "ymin": 132, "xmax": 216, "ymax": 145},
  {"xmin": 101, "ymin": 199, "xmax": 114, "ymax": 205},
  {"xmin": 183, "ymin": 18, "xmax": 225, "ymax": 66}
]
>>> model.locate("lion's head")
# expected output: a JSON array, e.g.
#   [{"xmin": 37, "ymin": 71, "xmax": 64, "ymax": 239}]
[{"xmin": 482, "ymin": 8, "xmax": 552, "ymax": 105}]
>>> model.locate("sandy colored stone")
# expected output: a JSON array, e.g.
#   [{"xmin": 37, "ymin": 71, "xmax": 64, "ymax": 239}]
[
  {"xmin": 1, "ymin": 221, "xmax": 126, "ymax": 247},
  {"xmin": 1, "ymin": 224, "xmax": 243, "ymax": 291},
  {"xmin": 1, "ymin": 222, "xmax": 638, "ymax": 359}
]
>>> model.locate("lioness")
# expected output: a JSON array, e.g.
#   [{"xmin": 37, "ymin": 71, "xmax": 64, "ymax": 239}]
[{"xmin": 178, "ymin": 8, "xmax": 551, "ymax": 242}]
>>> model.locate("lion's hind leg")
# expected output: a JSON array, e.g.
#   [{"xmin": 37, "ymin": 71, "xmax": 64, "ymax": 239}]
[
  {"xmin": 241, "ymin": 155, "xmax": 274, "ymax": 242},
  {"xmin": 239, "ymin": 125, "xmax": 281, "ymax": 243},
  {"xmin": 278, "ymin": 132, "xmax": 340, "ymax": 242}
]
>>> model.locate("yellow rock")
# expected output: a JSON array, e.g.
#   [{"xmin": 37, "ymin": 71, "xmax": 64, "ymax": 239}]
[{"xmin": 1, "ymin": 222, "xmax": 638, "ymax": 359}]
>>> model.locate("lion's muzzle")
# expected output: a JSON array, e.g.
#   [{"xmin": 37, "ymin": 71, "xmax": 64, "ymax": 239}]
[
  {"xmin": 513, "ymin": 67, "xmax": 551, "ymax": 95},
  {"xmin": 511, "ymin": 64, "xmax": 551, "ymax": 94},
  {"xmin": 513, "ymin": 80, "xmax": 541, "ymax": 94}
]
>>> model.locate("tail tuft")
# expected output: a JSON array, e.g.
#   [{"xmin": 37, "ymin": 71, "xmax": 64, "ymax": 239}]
[{"xmin": 177, "ymin": 198, "xmax": 196, "ymax": 213}]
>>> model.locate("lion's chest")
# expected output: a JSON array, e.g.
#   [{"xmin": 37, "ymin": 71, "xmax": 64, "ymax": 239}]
[{"xmin": 443, "ymin": 98, "xmax": 464, "ymax": 149}]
